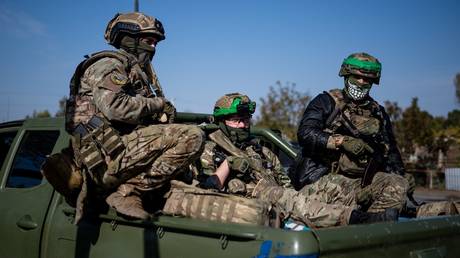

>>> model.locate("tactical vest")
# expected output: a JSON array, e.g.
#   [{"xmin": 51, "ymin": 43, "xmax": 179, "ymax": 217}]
[
  {"xmin": 324, "ymin": 89, "xmax": 389, "ymax": 176},
  {"xmin": 65, "ymin": 50, "xmax": 153, "ymax": 133},
  {"xmin": 65, "ymin": 50, "xmax": 156, "ymax": 179}
]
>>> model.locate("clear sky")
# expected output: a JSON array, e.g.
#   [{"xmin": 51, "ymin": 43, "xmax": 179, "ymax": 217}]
[{"xmin": 0, "ymin": 0, "xmax": 459, "ymax": 122}]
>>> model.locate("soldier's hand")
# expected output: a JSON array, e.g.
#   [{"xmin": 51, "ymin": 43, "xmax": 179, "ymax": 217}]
[
  {"xmin": 355, "ymin": 186, "xmax": 373, "ymax": 206},
  {"xmin": 160, "ymin": 99, "xmax": 176, "ymax": 123},
  {"xmin": 404, "ymin": 173, "xmax": 416, "ymax": 194},
  {"xmin": 341, "ymin": 136, "xmax": 374, "ymax": 157},
  {"xmin": 226, "ymin": 156, "xmax": 250, "ymax": 174}
]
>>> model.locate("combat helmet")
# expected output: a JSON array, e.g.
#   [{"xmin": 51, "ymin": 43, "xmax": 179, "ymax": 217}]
[
  {"xmin": 104, "ymin": 12, "xmax": 165, "ymax": 48},
  {"xmin": 213, "ymin": 93, "xmax": 256, "ymax": 121},
  {"xmin": 339, "ymin": 53, "xmax": 382, "ymax": 84}
]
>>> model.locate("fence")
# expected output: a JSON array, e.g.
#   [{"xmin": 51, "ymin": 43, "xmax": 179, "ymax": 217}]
[{"xmin": 445, "ymin": 168, "xmax": 460, "ymax": 191}]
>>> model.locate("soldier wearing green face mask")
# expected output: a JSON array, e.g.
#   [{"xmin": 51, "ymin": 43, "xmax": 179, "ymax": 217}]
[
  {"xmin": 194, "ymin": 93, "xmax": 398, "ymax": 228},
  {"xmin": 197, "ymin": 93, "xmax": 292, "ymax": 192},
  {"xmin": 293, "ymin": 52, "xmax": 413, "ymax": 217}
]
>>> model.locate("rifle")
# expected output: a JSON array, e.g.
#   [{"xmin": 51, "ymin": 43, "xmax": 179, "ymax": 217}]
[{"xmin": 361, "ymin": 153, "xmax": 383, "ymax": 188}]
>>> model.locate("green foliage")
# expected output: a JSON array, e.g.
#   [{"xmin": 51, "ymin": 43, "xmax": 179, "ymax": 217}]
[
  {"xmin": 397, "ymin": 98, "xmax": 434, "ymax": 153},
  {"xmin": 55, "ymin": 96, "xmax": 67, "ymax": 117},
  {"xmin": 455, "ymin": 73, "xmax": 460, "ymax": 104},
  {"xmin": 26, "ymin": 110, "xmax": 52, "ymax": 119},
  {"xmin": 254, "ymin": 81, "xmax": 310, "ymax": 141}
]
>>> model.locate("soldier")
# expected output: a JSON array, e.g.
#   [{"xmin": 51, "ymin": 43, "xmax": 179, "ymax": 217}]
[
  {"xmin": 195, "ymin": 93, "xmax": 397, "ymax": 228},
  {"xmin": 292, "ymin": 52, "xmax": 414, "ymax": 215},
  {"xmin": 65, "ymin": 12, "xmax": 204, "ymax": 220}
]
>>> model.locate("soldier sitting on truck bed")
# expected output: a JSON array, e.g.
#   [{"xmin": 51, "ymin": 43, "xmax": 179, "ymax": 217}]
[
  {"xmin": 291, "ymin": 52, "xmax": 415, "ymax": 219},
  {"xmin": 188, "ymin": 93, "xmax": 398, "ymax": 228},
  {"xmin": 60, "ymin": 12, "xmax": 204, "ymax": 221}
]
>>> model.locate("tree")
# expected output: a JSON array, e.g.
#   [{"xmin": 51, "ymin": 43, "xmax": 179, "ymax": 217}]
[
  {"xmin": 398, "ymin": 98, "xmax": 434, "ymax": 154},
  {"xmin": 26, "ymin": 110, "xmax": 51, "ymax": 119},
  {"xmin": 55, "ymin": 96, "xmax": 67, "ymax": 117},
  {"xmin": 383, "ymin": 101, "xmax": 402, "ymax": 122},
  {"xmin": 254, "ymin": 81, "xmax": 310, "ymax": 141},
  {"xmin": 455, "ymin": 73, "xmax": 460, "ymax": 104}
]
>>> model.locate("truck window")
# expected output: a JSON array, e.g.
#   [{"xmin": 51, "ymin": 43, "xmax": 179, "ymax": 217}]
[
  {"xmin": 6, "ymin": 131, "xmax": 59, "ymax": 188},
  {"xmin": 0, "ymin": 131, "xmax": 17, "ymax": 169}
]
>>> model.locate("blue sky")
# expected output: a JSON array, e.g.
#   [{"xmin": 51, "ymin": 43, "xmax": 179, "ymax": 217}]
[{"xmin": 0, "ymin": 0, "xmax": 459, "ymax": 122}]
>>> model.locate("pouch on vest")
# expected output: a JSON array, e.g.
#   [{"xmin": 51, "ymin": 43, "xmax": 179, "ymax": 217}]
[
  {"xmin": 338, "ymin": 153, "xmax": 367, "ymax": 177},
  {"xmin": 163, "ymin": 180, "xmax": 270, "ymax": 226}
]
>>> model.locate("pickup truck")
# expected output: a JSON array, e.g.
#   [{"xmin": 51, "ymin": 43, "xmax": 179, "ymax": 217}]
[{"xmin": 1, "ymin": 114, "xmax": 459, "ymax": 258}]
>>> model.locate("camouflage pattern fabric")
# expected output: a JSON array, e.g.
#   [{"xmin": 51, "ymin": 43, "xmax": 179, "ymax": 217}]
[
  {"xmin": 199, "ymin": 132, "xmax": 292, "ymax": 194},
  {"xmin": 301, "ymin": 172, "xmax": 408, "ymax": 213},
  {"xmin": 416, "ymin": 201, "xmax": 459, "ymax": 218},
  {"xmin": 82, "ymin": 54, "xmax": 164, "ymax": 125},
  {"xmin": 253, "ymin": 180, "xmax": 354, "ymax": 228},
  {"xmin": 109, "ymin": 124, "xmax": 205, "ymax": 192},
  {"xmin": 163, "ymin": 180, "xmax": 270, "ymax": 226},
  {"xmin": 65, "ymin": 48, "xmax": 206, "ymax": 221},
  {"xmin": 197, "ymin": 131, "xmax": 356, "ymax": 228}
]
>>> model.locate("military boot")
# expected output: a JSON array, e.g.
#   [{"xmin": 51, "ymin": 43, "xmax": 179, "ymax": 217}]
[
  {"xmin": 349, "ymin": 208, "xmax": 399, "ymax": 224},
  {"xmin": 105, "ymin": 185, "xmax": 151, "ymax": 220}
]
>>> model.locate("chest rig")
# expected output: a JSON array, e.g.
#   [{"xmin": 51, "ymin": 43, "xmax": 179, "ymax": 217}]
[
  {"xmin": 324, "ymin": 89, "xmax": 389, "ymax": 176},
  {"xmin": 65, "ymin": 50, "xmax": 156, "ymax": 182},
  {"xmin": 65, "ymin": 50, "xmax": 155, "ymax": 133},
  {"xmin": 208, "ymin": 130, "xmax": 275, "ymax": 183}
]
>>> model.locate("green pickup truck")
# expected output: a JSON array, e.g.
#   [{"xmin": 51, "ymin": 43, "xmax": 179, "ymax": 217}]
[{"xmin": 1, "ymin": 115, "xmax": 459, "ymax": 258}]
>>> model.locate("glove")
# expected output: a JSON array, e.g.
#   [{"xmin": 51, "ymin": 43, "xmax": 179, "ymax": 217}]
[
  {"xmin": 341, "ymin": 136, "xmax": 374, "ymax": 157},
  {"xmin": 226, "ymin": 156, "xmax": 250, "ymax": 174},
  {"xmin": 404, "ymin": 173, "xmax": 416, "ymax": 195},
  {"xmin": 355, "ymin": 186, "xmax": 373, "ymax": 206},
  {"xmin": 159, "ymin": 99, "xmax": 176, "ymax": 123}
]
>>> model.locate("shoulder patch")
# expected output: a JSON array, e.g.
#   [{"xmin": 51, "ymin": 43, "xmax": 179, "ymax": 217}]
[{"xmin": 110, "ymin": 72, "xmax": 128, "ymax": 86}]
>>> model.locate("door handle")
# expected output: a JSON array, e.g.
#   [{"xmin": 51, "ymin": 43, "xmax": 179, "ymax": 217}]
[{"xmin": 16, "ymin": 214, "xmax": 38, "ymax": 230}]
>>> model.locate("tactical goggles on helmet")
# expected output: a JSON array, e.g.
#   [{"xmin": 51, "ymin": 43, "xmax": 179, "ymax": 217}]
[{"xmin": 213, "ymin": 97, "xmax": 256, "ymax": 118}]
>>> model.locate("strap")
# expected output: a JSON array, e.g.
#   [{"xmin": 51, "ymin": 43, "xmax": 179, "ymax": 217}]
[
  {"xmin": 325, "ymin": 89, "xmax": 348, "ymax": 129},
  {"xmin": 208, "ymin": 130, "xmax": 248, "ymax": 159}
]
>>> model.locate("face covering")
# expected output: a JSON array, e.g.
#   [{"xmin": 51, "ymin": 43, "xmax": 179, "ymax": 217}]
[
  {"xmin": 344, "ymin": 76, "xmax": 372, "ymax": 101},
  {"xmin": 218, "ymin": 122, "xmax": 251, "ymax": 144},
  {"xmin": 120, "ymin": 36, "xmax": 155, "ymax": 66}
]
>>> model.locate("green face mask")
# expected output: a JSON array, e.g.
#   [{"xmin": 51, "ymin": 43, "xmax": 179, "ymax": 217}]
[{"xmin": 219, "ymin": 122, "xmax": 250, "ymax": 143}]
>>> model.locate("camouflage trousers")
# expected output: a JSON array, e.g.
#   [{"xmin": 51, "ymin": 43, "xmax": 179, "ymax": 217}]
[
  {"xmin": 107, "ymin": 124, "xmax": 205, "ymax": 195},
  {"xmin": 253, "ymin": 180, "xmax": 355, "ymax": 228},
  {"xmin": 300, "ymin": 172, "xmax": 409, "ymax": 213}
]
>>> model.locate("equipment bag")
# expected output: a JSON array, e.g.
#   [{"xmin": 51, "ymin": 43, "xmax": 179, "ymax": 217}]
[
  {"xmin": 416, "ymin": 201, "xmax": 459, "ymax": 218},
  {"xmin": 163, "ymin": 180, "xmax": 270, "ymax": 226}
]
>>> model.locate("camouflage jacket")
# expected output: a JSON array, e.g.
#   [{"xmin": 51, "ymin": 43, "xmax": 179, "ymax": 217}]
[
  {"xmin": 66, "ymin": 49, "xmax": 164, "ymax": 134},
  {"xmin": 194, "ymin": 129, "xmax": 292, "ymax": 194}
]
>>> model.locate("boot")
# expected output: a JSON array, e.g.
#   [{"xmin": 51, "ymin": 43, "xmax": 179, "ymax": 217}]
[
  {"xmin": 106, "ymin": 190, "xmax": 151, "ymax": 220},
  {"xmin": 349, "ymin": 208, "xmax": 399, "ymax": 224}
]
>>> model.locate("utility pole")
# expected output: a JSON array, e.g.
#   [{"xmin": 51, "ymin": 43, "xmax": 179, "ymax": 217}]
[{"xmin": 134, "ymin": 0, "xmax": 139, "ymax": 12}]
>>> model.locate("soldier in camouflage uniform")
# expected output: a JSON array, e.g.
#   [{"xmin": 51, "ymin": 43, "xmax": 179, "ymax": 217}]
[
  {"xmin": 292, "ymin": 52, "xmax": 413, "ymax": 217},
  {"xmin": 66, "ymin": 12, "xmax": 204, "ymax": 220},
  {"xmin": 195, "ymin": 93, "xmax": 396, "ymax": 228}
]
